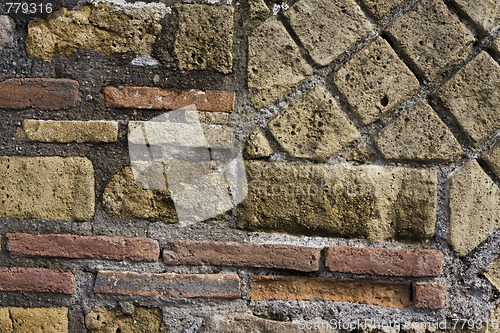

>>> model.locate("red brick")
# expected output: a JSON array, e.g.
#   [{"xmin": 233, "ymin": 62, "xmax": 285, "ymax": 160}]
[
  {"xmin": 251, "ymin": 276, "xmax": 411, "ymax": 309},
  {"xmin": 163, "ymin": 240, "xmax": 320, "ymax": 272},
  {"xmin": 0, "ymin": 78, "xmax": 79, "ymax": 110},
  {"xmin": 0, "ymin": 267, "xmax": 75, "ymax": 294},
  {"xmin": 102, "ymin": 86, "xmax": 234, "ymax": 112},
  {"xmin": 7, "ymin": 233, "xmax": 160, "ymax": 262},
  {"xmin": 93, "ymin": 271, "xmax": 240, "ymax": 298},
  {"xmin": 325, "ymin": 247, "xmax": 443, "ymax": 277},
  {"xmin": 413, "ymin": 283, "xmax": 446, "ymax": 309}
]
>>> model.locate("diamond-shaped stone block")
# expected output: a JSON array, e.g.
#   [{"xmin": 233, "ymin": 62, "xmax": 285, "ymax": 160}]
[
  {"xmin": 360, "ymin": 0, "xmax": 408, "ymax": 19},
  {"xmin": 452, "ymin": 0, "xmax": 500, "ymax": 35}
]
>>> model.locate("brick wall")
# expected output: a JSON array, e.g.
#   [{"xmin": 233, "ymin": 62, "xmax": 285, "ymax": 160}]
[{"xmin": 0, "ymin": 0, "xmax": 499, "ymax": 332}]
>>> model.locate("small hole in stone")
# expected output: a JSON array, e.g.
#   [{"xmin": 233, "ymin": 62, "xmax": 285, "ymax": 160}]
[{"xmin": 380, "ymin": 95, "xmax": 389, "ymax": 107}]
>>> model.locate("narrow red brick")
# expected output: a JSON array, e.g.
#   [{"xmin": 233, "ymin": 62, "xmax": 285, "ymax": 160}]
[
  {"xmin": 103, "ymin": 86, "xmax": 234, "ymax": 112},
  {"xmin": 413, "ymin": 283, "xmax": 446, "ymax": 309},
  {"xmin": 0, "ymin": 267, "xmax": 75, "ymax": 294},
  {"xmin": 7, "ymin": 233, "xmax": 160, "ymax": 262},
  {"xmin": 0, "ymin": 78, "xmax": 80, "ymax": 110},
  {"xmin": 325, "ymin": 247, "xmax": 443, "ymax": 277},
  {"xmin": 93, "ymin": 271, "xmax": 240, "ymax": 299},
  {"xmin": 163, "ymin": 240, "xmax": 320, "ymax": 272},
  {"xmin": 251, "ymin": 276, "xmax": 411, "ymax": 309}
]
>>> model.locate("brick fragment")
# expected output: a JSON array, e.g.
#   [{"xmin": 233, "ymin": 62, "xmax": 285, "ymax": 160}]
[
  {"xmin": 94, "ymin": 271, "xmax": 240, "ymax": 298},
  {"xmin": 163, "ymin": 240, "xmax": 320, "ymax": 272},
  {"xmin": 325, "ymin": 246, "xmax": 443, "ymax": 277},
  {"xmin": 413, "ymin": 283, "xmax": 446, "ymax": 309},
  {"xmin": 0, "ymin": 267, "xmax": 75, "ymax": 294},
  {"xmin": 0, "ymin": 78, "xmax": 79, "ymax": 110},
  {"xmin": 7, "ymin": 233, "xmax": 160, "ymax": 262},
  {"xmin": 251, "ymin": 276, "xmax": 411, "ymax": 309},
  {"xmin": 103, "ymin": 86, "xmax": 234, "ymax": 112}
]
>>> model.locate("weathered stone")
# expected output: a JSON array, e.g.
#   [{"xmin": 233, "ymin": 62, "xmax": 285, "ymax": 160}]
[
  {"xmin": 249, "ymin": 0, "xmax": 271, "ymax": 21},
  {"xmin": 452, "ymin": 0, "xmax": 500, "ymax": 34},
  {"xmin": 103, "ymin": 166, "xmax": 178, "ymax": 223},
  {"xmin": 345, "ymin": 140, "xmax": 378, "ymax": 163},
  {"xmin": 174, "ymin": 4, "xmax": 234, "ymax": 74},
  {"xmin": 448, "ymin": 160, "xmax": 500, "ymax": 256},
  {"xmin": 386, "ymin": 0, "xmax": 474, "ymax": 81},
  {"xmin": 333, "ymin": 37, "xmax": 419, "ymax": 125},
  {"xmin": 237, "ymin": 161, "xmax": 438, "ymax": 241},
  {"xmin": 85, "ymin": 306, "xmax": 167, "ymax": 333},
  {"xmin": 436, "ymin": 52, "xmax": 500, "ymax": 147},
  {"xmin": 375, "ymin": 101, "xmax": 463, "ymax": 163},
  {"xmin": 248, "ymin": 17, "xmax": 313, "ymax": 109},
  {"xmin": 0, "ymin": 15, "xmax": 15, "ymax": 49},
  {"xmin": 492, "ymin": 38, "xmax": 500, "ymax": 59},
  {"xmin": 285, "ymin": 0, "xmax": 374, "ymax": 66},
  {"xmin": 483, "ymin": 142, "xmax": 500, "ymax": 178},
  {"xmin": 245, "ymin": 128, "xmax": 274, "ymax": 158},
  {"xmin": 484, "ymin": 257, "xmax": 500, "ymax": 291},
  {"xmin": 268, "ymin": 85, "xmax": 360, "ymax": 161},
  {"xmin": 0, "ymin": 308, "xmax": 12, "ymax": 333},
  {"xmin": 0, "ymin": 156, "xmax": 95, "ymax": 221},
  {"xmin": 9, "ymin": 308, "xmax": 68, "ymax": 333},
  {"xmin": 360, "ymin": 0, "xmax": 408, "ymax": 19},
  {"xmin": 198, "ymin": 112, "xmax": 230, "ymax": 125},
  {"xmin": 26, "ymin": 3, "xmax": 168, "ymax": 61}
]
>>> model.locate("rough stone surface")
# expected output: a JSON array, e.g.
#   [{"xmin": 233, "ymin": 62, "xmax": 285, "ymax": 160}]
[
  {"xmin": 6, "ymin": 233, "xmax": 160, "ymax": 262},
  {"xmin": 198, "ymin": 111, "xmax": 230, "ymax": 125},
  {"xmin": 251, "ymin": 276, "xmax": 411, "ymax": 309},
  {"xmin": 85, "ymin": 306, "xmax": 167, "ymax": 333},
  {"xmin": 452, "ymin": 0, "xmax": 500, "ymax": 34},
  {"xmin": 344, "ymin": 140, "xmax": 379, "ymax": 163},
  {"xmin": 436, "ymin": 52, "xmax": 500, "ymax": 147},
  {"xmin": 360, "ymin": 0, "xmax": 408, "ymax": 19},
  {"xmin": 448, "ymin": 159, "xmax": 500, "ymax": 256},
  {"xmin": 94, "ymin": 271, "xmax": 241, "ymax": 298},
  {"xmin": 285, "ymin": 0, "xmax": 374, "ymax": 66},
  {"xmin": 163, "ymin": 240, "xmax": 321, "ymax": 271},
  {"xmin": 174, "ymin": 4, "xmax": 234, "ymax": 74},
  {"xmin": 245, "ymin": 128, "xmax": 274, "ymax": 159},
  {"xmin": 333, "ymin": 37, "xmax": 420, "ymax": 125},
  {"xmin": 0, "ymin": 308, "xmax": 12, "ymax": 333},
  {"xmin": 0, "ymin": 267, "xmax": 75, "ymax": 294},
  {"xmin": 413, "ymin": 283, "xmax": 446, "ymax": 309},
  {"xmin": 325, "ymin": 247, "xmax": 443, "ymax": 276},
  {"xmin": 103, "ymin": 166, "xmax": 178, "ymax": 223},
  {"xmin": 483, "ymin": 141, "xmax": 500, "ymax": 178},
  {"xmin": 103, "ymin": 86, "xmax": 234, "ymax": 111},
  {"xmin": 386, "ymin": 0, "xmax": 474, "ymax": 81},
  {"xmin": 268, "ymin": 84, "xmax": 360, "ymax": 161},
  {"xmin": 0, "ymin": 156, "xmax": 95, "ymax": 221},
  {"xmin": 484, "ymin": 257, "xmax": 500, "ymax": 292},
  {"xmin": 0, "ymin": 78, "xmax": 80, "ymax": 110},
  {"xmin": 8, "ymin": 307, "xmax": 68, "ymax": 333},
  {"xmin": 248, "ymin": 17, "xmax": 313, "ymax": 109},
  {"xmin": 249, "ymin": 0, "xmax": 271, "ymax": 21},
  {"xmin": 237, "ymin": 161, "xmax": 438, "ymax": 241},
  {"xmin": 26, "ymin": 3, "xmax": 167, "ymax": 61},
  {"xmin": 16, "ymin": 120, "xmax": 118, "ymax": 143},
  {"xmin": 0, "ymin": 15, "xmax": 15, "ymax": 49},
  {"xmin": 375, "ymin": 101, "xmax": 463, "ymax": 163}
]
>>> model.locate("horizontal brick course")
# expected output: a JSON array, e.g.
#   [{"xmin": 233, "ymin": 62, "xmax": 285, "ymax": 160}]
[
  {"xmin": 163, "ymin": 240, "xmax": 320, "ymax": 272},
  {"xmin": 0, "ymin": 267, "xmax": 75, "ymax": 294},
  {"xmin": 0, "ymin": 78, "xmax": 79, "ymax": 110},
  {"xmin": 413, "ymin": 283, "xmax": 446, "ymax": 309},
  {"xmin": 94, "ymin": 271, "xmax": 240, "ymax": 298},
  {"xmin": 251, "ymin": 276, "xmax": 411, "ymax": 309},
  {"xmin": 103, "ymin": 86, "xmax": 234, "ymax": 112},
  {"xmin": 325, "ymin": 246, "xmax": 443, "ymax": 277},
  {"xmin": 7, "ymin": 233, "xmax": 160, "ymax": 262}
]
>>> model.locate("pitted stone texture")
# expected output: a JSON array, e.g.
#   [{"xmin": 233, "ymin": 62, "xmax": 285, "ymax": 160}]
[
  {"xmin": 85, "ymin": 306, "xmax": 167, "ymax": 333},
  {"xmin": 8, "ymin": 308, "xmax": 68, "ymax": 333},
  {"xmin": 245, "ymin": 128, "xmax": 274, "ymax": 158},
  {"xmin": 268, "ymin": 85, "xmax": 360, "ymax": 161},
  {"xmin": 0, "ymin": 15, "xmax": 15, "ymax": 49},
  {"xmin": 452, "ymin": 0, "xmax": 500, "ymax": 34},
  {"xmin": 386, "ymin": 0, "xmax": 474, "ymax": 82},
  {"xmin": 285, "ymin": 0, "xmax": 374, "ymax": 66},
  {"xmin": 360, "ymin": 0, "xmax": 408, "ymax": 19},
  {"xmin": 237, "ymin": 161, "xmax": 437, "ymax": 241},
  {"xmin": 26, "ymin": 3, "xmax": 166, "ymax": 61},
  {"xmin": 0, "ymin": 308, "xmax": 12, "ymax": 333},
  {"xmin": 0, "ymin": 156, "xmax": 94, "ymax": 221},
  {"xmin": 249, "ymin": 0, "xmax": 271, "ymax": 21},
  {"xmin": 375, "ymin": 101, "xmax": 463, "ymax": 163},
  {"xmin": 436, "ymin": 52, "xmax": 500, "ymax": 148},
  {"xmin": 334, "ymin": 37, "xmax": 419, "ymax": 125},
  {"xmin": 345, "ymin": 140, "xmax": 379, "ymax": 163},
  {"xmin": 483, "ymin": 142, "xmax": 500, "ymax": 178},
  {"xmin": 448, "ymin": 160, "xmax": 500, "ymax": 256},
  {"xmin": 248, "ymin": 17, "xmax": 313, "ymax": 109},
  {"xmin": 485, "ymin": 257, "xmax": 500, "ymax": 292},
  {"xmin": 174, "ymin": 5, "xmax": 234, "ymax": 74}
]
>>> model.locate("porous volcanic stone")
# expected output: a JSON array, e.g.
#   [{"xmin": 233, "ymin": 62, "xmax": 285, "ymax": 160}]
[
  {"xmin": 9, "ymin": 307, "xmax": 68, "ymax": 333},
  {"xmin": 452, "ymin": 0, "xmax": 500, "ymax": 34},
  {"xmin": 483, "ymin": 142, "xmax": 500, "ymax": 179},
  {"xmin": 85, "ymin": 306, "xmax": 167, "ymax": 333},
  {"xmin": 360, "ymin": 0, "xmax": 408, "ymax": 19},
  {"xmin": 245, "ymin": 128, "xmax": 274, "ymax": 159}
]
